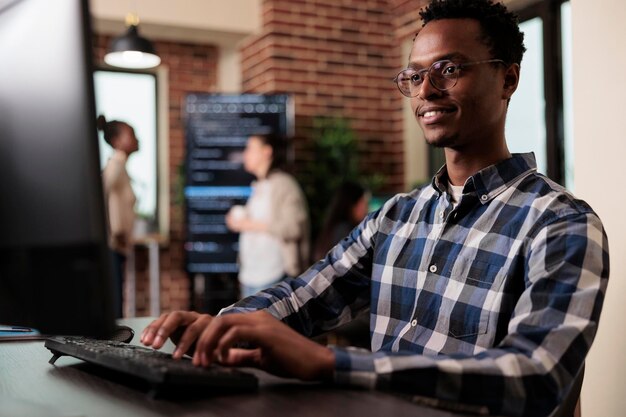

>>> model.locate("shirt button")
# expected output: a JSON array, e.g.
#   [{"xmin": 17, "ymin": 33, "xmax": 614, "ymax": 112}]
[
  {"xmin": 480, "ymin": 194, "xmax": 489, "ymax": 201},
  {"xmin": 411, "ymin": 319, "xmax": 418, "ymax": 327},
  {"xmin": 429, "ymin": 264, "xmax": 437, "ymax": 273},
  {"xmin": 439, "ymin": 211, "xmax": 444, "ymax": 219}
]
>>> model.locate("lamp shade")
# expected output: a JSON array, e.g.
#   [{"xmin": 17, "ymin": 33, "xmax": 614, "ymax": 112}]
[{"xmin": 104, "ymin": 24, "xmax": 161, "ymax": 69}]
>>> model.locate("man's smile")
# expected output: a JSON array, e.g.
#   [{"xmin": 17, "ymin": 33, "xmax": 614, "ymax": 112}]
[{"xmin": 418, "ymin": 105, "xmax": 457, "ymax": 123}]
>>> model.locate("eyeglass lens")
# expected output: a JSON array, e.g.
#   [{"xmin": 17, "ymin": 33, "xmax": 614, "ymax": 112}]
[{"xmin": 396, "ymin": 61, "xmax": 458, "ymax": 97}]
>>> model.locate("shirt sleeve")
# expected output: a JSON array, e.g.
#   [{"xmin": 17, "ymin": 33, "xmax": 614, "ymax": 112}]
[
  {"xmin": 220, "ymin": 204, "xmax": 384, "ymax": 336},
  {"xmin": 331, "ymin": 211, "xmax": 609, "ymax": 417}
]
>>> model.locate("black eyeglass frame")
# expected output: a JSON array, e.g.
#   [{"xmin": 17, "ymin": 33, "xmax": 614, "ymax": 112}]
[{"xmin": 393, "ymin": 59, "xmax": 507, "ymax": 97}]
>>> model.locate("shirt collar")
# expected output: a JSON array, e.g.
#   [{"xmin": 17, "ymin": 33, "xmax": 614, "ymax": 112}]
[{"xmin": 431, "ymin": 153, "xmax": 537, "ymax": 204}]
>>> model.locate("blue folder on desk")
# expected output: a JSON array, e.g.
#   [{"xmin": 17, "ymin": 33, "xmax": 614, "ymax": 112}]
[{"xmin": 0, "ymin": 325, "xmax": 42, "ymax": 341}]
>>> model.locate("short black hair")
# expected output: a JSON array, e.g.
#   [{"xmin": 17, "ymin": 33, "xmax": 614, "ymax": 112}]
[{"xmin": 419, "ymin": 0, "xmax": 526, "ymax": 66}]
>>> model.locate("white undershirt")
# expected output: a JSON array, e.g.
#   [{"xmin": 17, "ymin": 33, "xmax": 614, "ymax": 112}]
[{"xmin": 448, "ymin": 183, "xmax": 464, "ymax": 208}]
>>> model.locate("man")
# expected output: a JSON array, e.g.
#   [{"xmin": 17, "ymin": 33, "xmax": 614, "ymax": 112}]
[{"xmin": 141, "ymin": 1, "xmax": 609, "ymax": 415}]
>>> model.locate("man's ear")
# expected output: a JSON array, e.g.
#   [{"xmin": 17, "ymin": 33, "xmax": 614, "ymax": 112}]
[{"xmin": 502, "ymin": 63, "xmax": 520, "ymax": 101}]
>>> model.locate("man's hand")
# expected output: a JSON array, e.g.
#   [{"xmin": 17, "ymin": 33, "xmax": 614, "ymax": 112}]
[
  {"xmin": 196, "ymin": 311, "xmax": 335, "ymax": 381},
  {"xmin": 140, "ymin": 311, "xmax": 213, "ymax": 359},
  {"xmin": 140, "ymin": 310, "xmax": 335, "ymax": 382}
]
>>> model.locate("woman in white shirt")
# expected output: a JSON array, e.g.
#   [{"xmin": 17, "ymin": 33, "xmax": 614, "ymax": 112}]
[
  {"xmin": 226, "ymin": 134, "xmax": 310, "ymax": 299},
  {"xmin": 97, "ymin": 115, "xmax": 138, "ymax": 317}
]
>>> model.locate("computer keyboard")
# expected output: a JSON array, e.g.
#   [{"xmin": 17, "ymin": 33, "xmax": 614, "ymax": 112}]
[{"xmin": 44, "ymin": 336, "xmax": 258, "ymax": 395}]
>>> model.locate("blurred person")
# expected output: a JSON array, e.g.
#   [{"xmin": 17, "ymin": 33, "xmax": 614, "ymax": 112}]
[
  {"xmin": 313, "ymin": 181, "xmax": 369, "ymax": 261},
  {"xmin": 313, "ymin": 181, "xmax": 371, "ymax": 348},
  {"xmin": 225, "ymin": 134, "xmax": 310, "ymax": 298},
  {"xmin": 97, "ymin": 115, "xmax": 139, "ymax": 318}
]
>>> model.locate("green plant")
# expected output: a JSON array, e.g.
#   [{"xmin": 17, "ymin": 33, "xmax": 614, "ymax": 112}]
[{"xmin": 299, "ymin": 116, "xmax": 386, "ymax": 240}]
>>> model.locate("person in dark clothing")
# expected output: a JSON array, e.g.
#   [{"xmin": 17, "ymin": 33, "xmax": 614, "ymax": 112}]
[{"xmin": 313, "ymin": 181, "xmax": 369, "ymax": 261}]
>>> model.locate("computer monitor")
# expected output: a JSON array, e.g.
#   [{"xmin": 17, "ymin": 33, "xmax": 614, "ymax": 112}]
[{"xmin": 0, "ymin": 0, "xmax": 116, "ymax": 337}]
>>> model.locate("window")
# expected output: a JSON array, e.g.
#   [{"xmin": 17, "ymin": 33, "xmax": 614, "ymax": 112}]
[
  {"xmin": 506, "ymin": 17, "xmax": 547, "ymax": 174},
  {"xmin": 561, "ymin": 2, "xmax": 574, "ymax": 189},
  {"xmin": 93, "ymin": 70, "xmax": 158, "ymax": 221},
  {"xmin": 506, "ymin": 0, "xmax": 572, "ymax": 188}
]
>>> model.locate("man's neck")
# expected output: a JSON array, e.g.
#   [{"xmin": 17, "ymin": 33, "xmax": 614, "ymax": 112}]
[{"xmin": 444, "ymin": 144, "xmax": 511, "ymax": 186}]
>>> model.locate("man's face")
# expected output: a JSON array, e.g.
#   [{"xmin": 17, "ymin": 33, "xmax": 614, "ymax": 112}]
[{"xmin": 409, "ymin": 18, "xmax": 512, "ymax": 150}]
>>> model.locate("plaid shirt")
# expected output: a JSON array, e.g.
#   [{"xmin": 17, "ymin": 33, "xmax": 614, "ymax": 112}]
[{"xmin": 223, "ymin": 153, "xmax": 609, "ymax": 417}]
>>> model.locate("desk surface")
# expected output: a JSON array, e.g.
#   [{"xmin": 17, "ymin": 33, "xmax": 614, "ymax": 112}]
[{"xmin": 0, "ymin": 318, "xmax": 470, "ymax": 417}]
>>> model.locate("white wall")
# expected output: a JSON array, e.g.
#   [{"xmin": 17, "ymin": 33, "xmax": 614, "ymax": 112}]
[{"xmin": 571, "ymin": 1, "xmax": 626, "ymax": 416}]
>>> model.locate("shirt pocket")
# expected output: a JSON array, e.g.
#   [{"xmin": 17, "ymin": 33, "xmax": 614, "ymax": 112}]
[{"xmin": 441, "ymin": 258, "xmax": 506, "ymax": 339}]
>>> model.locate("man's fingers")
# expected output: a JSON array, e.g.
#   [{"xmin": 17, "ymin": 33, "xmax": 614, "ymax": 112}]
[
  {"xmin": 216, "ymin": 325, "xmax": 263, "ymax": 363},
  {"xmin": 193, "ymin": 315, "xmax": 229, "ymax": 366},
  {"xmin": 193, "ymin": 313, "xmax": 264, "ymax": 367},
  {"xmin": 140, "ymin": 313, "xmax": 170, "ymax": 345},
  {"xmin": 219, "ymin": 347, "xmax": 262, "ymax": 367},
  {"xmin": 172, "ymin": 315, "xmax": 212, "ymax": 359},
  {"xmin": 151, "ymin": 311, "xmax": 190, "ymax": 349},
  {"xmin": 141, "ymin": 311, "xmax": 201, "ymax": 349}
]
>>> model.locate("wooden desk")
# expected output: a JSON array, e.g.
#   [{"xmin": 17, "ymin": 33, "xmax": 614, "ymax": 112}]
[{"xmin": 0, "ymin": 318, "xmax": 471, "ymax": 417}]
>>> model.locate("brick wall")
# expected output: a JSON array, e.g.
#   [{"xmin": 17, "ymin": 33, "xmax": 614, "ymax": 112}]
[
  {"xmin": 240, "ymin": 0, "xmax": 401, "ymax": 189},
  {"xmin": 391, "ymin": 0, "xmax": 429, "ymax": 40},
  {"xmin": 93, "ymin": 35, "xmax": 219, "ymax": 315}
]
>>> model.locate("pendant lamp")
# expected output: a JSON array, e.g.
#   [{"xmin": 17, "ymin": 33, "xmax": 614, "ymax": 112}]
[{"xmin": 104, "ymin": 13, "xmax": 161, "ymax": 69}]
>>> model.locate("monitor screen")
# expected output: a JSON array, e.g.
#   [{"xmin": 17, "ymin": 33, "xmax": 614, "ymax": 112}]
[{"xmin": 0, "ymin": 0, "xmax": 116, "ymax": 337}]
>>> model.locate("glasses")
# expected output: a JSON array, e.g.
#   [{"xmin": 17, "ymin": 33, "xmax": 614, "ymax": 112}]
[{"xmin": 393, "ymin": 59, "xmax": 506, "ymax": 97}]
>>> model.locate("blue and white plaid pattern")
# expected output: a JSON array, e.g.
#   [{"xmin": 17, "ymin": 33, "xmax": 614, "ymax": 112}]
[{"xmin": 223, "ymin": 153, "xmax": 609, "ymax": 417}]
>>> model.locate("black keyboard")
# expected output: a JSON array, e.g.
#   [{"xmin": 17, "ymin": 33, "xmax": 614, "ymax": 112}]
[{"xmin": 45, "ymin": 336, "xmax": 258, "ymax": 395}]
